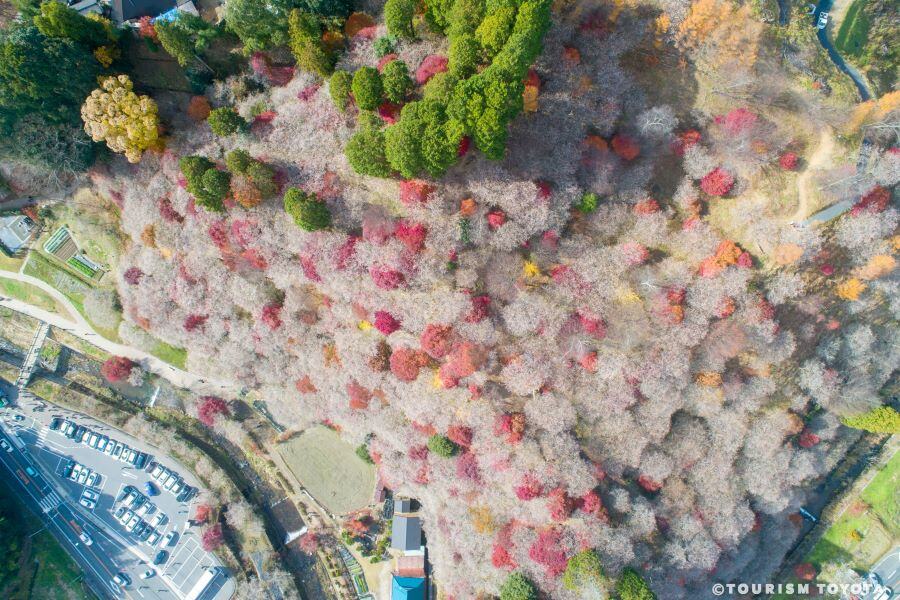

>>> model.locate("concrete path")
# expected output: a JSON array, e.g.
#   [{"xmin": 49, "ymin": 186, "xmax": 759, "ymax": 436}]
[{"xmin": 0, "ymin": 273, "xmax": 238, "ymax": 398}]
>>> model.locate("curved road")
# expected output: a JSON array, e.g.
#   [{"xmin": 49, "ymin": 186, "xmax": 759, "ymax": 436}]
[
  {"xmin": 813, "ymin": 0, "xmax": 873, "ymax": 101},
  {"xmin": 0, "ymin": 269, "xmax": 240, "ymax": 398}
]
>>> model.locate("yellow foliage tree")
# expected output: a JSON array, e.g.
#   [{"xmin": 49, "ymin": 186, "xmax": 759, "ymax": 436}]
[
  {"xmin": 855, "ymin": 255, "xmax": 896, "ymax": 280},
  {"xmin": 678, "ymin": 0, "xmax": 760, "ymax": 68},
  {"xmin": 468, "ymin": 505, "xmax": 496, "ymax": 534},
  {"xmin": 93, "ymin": 45, "xmax": 119, "ymax": 68},
  {"xmin": 835, "ymin": 278, "xmax": 866, "ymax": 301},
  {"xmin": 81, "ymin": 75, "xmax": 159, "ymax": 163}
]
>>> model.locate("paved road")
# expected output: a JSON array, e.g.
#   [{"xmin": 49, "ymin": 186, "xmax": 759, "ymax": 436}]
[
  {"xmin": 865, "ymin": 547, "xmax": 900, "ymax": 599},
  {"xmin": 0, "ymin": 380, "xmax": 236, "ymax": 600},
  {"xmin": 0, "ymin": 284, "xmax": 239, "ymax": 398},
  {"xmin": 812, "ymin": 0, "xmax": 873, "ymax": 101}
]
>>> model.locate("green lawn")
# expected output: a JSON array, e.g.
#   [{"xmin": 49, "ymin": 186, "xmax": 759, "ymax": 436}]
[
  {"xmin": 23, "ymin": 253, "xmax": 122, "ymax": 342},
  {"xmin": 148, "ymin": 340, "xmax": 188, "ymax": 369},
  {"xmin": 834, "ymin": 0, "xmax": 870, "ymax": 59},
  {"xmin": 277, "ymin": 426, "xmax": 376, "ymax": 515},
  {"xmin": 0, "ymin": 253, "xmax": 23, "ymax": 273},
  {"xmin": 0, "ymin": 476, "xmax": 90, "ymax": 600},
  {"xmin": 778, "ymin": 451, "xmax": 900, "ymax": 596},
  {"xmin": 0, "ymin": 278, "xmax": 69, "ymax": 316}
]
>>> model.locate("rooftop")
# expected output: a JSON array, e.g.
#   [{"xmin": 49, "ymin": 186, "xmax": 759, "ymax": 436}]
[
  {"xmin": 390, "ymin": 515, "xmax": 422, "ymax": 553},
  {"xmin": 391, "ymin": 575, "xmax": 426, "ymax": 600}
]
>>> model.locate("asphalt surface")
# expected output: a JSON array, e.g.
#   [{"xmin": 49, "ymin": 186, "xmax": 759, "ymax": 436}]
[
  {"xmin": 812, "ymin": 0, "xmax": 873, "ymax": 101},
  {"xmin": 863, "ymin": 547, "xmax": 900, "ymax": 600},
  {"xmin": 0, "ymin": 380, "xmax": 235, "ymax": 600}
]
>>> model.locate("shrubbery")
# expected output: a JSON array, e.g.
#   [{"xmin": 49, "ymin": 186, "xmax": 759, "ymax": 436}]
[
  {"xmin": 381, "ymin": 59, "xmax": 413, "ymax": 104},
  {"xmin": 329, "ymin": 70, "xmax": 352, "ymax": 111},
  {"xmin": 207, "ymin": 107, "xmax": 247, "ymax": 137},
  {"xmin": 351, "ymin": 67, "xmax": 383, "ymax": 111},
  {"xmin": 284, "ymin": 187, "xmax": 331, "ymax": 231}
]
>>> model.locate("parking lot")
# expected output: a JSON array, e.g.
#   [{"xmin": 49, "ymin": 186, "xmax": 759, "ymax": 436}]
[{"xmin": 4, "ymin": 394, "xmax": 233, "ymax": 600}]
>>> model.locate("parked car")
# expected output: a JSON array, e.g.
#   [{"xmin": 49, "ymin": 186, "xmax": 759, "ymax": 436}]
[
  {"xmin": 150, "ymin": 512, "xmax": 166, "ymax": 528},
  {"xmin": 78, "ymin": 531, "xmax": 93, "ymax": 546},
  {"xmin": 144, "ymin": 482, "xmax": 158, "ymax": 496},
  {"xmin": 125, "ymin": 515, "xmax": 140, "ymax": 531},
  {"xmin": 121, "ymin": 490, "xmax": 138, "ymax": 507},
  {"xmin": 49, "ymin": 418, "xmax": 63, "ymax": 431},
  {"xmin": 139, "ymin": 569, "xmax": 155, "ymax": 580},
  {"xmin": 112, "ymin": 573, "xmax": 130, "ymax": 588},
  {"xmin": 87, "ymin": 433, "xmax": 99, "ymax": 447},
  {"xmin": 114, "ymin": 506, "xmax": 127, "ymax": 520},
  {"xmin": 63, "ymin": 422, "xmax": 76, "ymax": 437},
  {"xmin": 817, "ymin": 12, "xmax": 829, "ymax": 29},
  {"xmin": 146, "ymin": 530, "xmax": 161, "ymax": 546},
  {"xmin": 162, "ymin": 475, "xmax": 178, "ymax": 490},
  {"xmin": 0, "ymin": 439, "xmax": 11, "ymax": 453},
  {"xmin": 176, "ymin": 487, "xmax": 195, "ymax": 503},
  {"xmin": 75, "ymin": 428, "xmax": 87, "ymax": 443},
  {"xmin": 86, "ymin": 472, "xmax": 100, "ymax": 487},
  {"xmin": 119, "ymin": 509, "xmax": 134, "ymax": 525},
  {"xmin": 79, "ymin": 496, "xmax": 96, "ymax": 509},
  {"xmin": 170, "ymin": 479, "xmax": 185, "ymax": 495},
  {"xmin": 162, "ymin": 531, "xmax": 178, "ymax": 546},
  {"xmin": 135, "ymin": 453, "xmax": 148, "ymax": 469},
  {"xmin": 62, "ymin": 462, "xmax": 74, "ymax": 477},
  {"xmin": 96, "ymin": 437, "xmax": 108, "ymax": 452},
  {"xmin": 153, "ymin": 550, "xmax": 168, "ymax": 565},
  {"xmin": 82, "ymin": 489, "xmax": 99, "ymax": 501},
  {"xmin": 139, "ymin": 526, "xmax": 153, "ymax": 541},
  {"xmin": 104, "ymin": 441, "xmax": 116, "ymax": 456},
  {"xmin": 153, "ymin": 467, "xmax": 168, "ymax": 481},
  {"xmin": 136, "ymin": 502, "xmax": 154, "ymax": 518},
  {"xmin": 118, "ymin": 446, "xmax": 131, "ymax": 462},
  {"xmin": 130, "ymin": 495, "xmax": 145, "ymax": 510},
  {"xmin": 127, "ymin": 451, "xmax": 140, "ymax": 465},
  {"xmin": 133, "ymin": 521, "xmax": 146, "ymax": 537},
  {"xmin": 874, "ymin": 587, "xmax": 893, "ymax": 600},
  {"xmin": 112, "ymin": 443, "xmax": 124, "ymax": 459},
  {"xmin": 69, "ymin": 464, "xmax": 82, "ymax": 481},
  {"xmin": 76, "ymin": 469, "xmax": 89, "ymax": 485},
  {"xmin": 24, "ymin": 466, "xmax": 36, "ymax": 477}
]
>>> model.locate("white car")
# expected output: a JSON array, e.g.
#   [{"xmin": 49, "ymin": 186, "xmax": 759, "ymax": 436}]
[
  {"xmin": 817, "ymin": 12, "xmax": 829, "ymax": 29},
  {"xmin": 79, "ymin": 497, "xmax": 96, "ymax": 509},
  {"xmin": 114, "ymin": 506, "xmax": 127, "ymax": 521},
  {"xmin": 139, "ymin": 569, "xmax": 155, "ymax": 580},
  {"xmin": 86, "ymin": 433, "xmax": 98, "ymax": 447},
  {"xmin": 150, "ymin": 464, "xmax": 165, "ymax": 479},
  {"xmin": 118, "ymin": 446, "xmax": 131, "ymax": 461},
  {"xmin": 119, "ymin": 509, "xmax": 135, "ymax": 524},
  {"xmin": 112, "ymin": 573, "xmax": 130, "ymax": 588},
  {"xmin": 86, "ymin": 472, "xmax": 100, "ymax": 488},
  {"xmin": 82, "ymin": 489, "xmax": 99, "ymax": 502},
  {"xmin": 78, "ymin": 531, "xmax": 93, "ymax": 546},
  {"xmin": 146, "ymin": 529, "xmax": 161, "ymax": 546},
  {"xmin": 170, "ymin": 479, "xmax": 185, "ymax": 495},
  {"xmin": 69, "ymin": 464, "xmax": 82, "ymax": 481},
  {"xmin": 121, "ymin": 490, "xmax": 137, "ymax": 507},
  {"xmin": 162, "ymin": 474, "xmax": 178, "ymax": 490},
  {"xmin": 162, "ymin": 531, "xmax": 177, "ymax": 546},
  {"xmin": 150, "ymin": 512, "xmax": 166, "ymax": 528},
  {"xmin": 136, "ymin": 502, "xmax": 154, "ymax": 518},
  {"xmin": 104, "ymin": 440, "xmax": 116, "ymax": 455},
  {"xmin": 77, "ymin": 469, "xmax": 89, "ymax": 485},
  {"xmin": 96, "ymin": 437, "xmax": 108, "ymax": 452},
  {"xmin": 0, "ymin": 439, "xmax": 11, "ymax": 452},
  {"xmin": 125, "ymin": 515, "xmax": 140, "ymax": 531},
  {"xmin": 874, "ymin": 587, "xmax": 894, "ymax": 600}
]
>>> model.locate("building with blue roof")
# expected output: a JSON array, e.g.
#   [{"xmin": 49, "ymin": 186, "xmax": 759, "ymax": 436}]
[{"xmin": 391, "ymin": 575, "xmax": 426, "ymax": 600}]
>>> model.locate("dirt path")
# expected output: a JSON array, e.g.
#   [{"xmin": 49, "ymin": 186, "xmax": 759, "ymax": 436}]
[{"xmin": 791, "ymin": 128, "xmax": 836, "ymax": 222}]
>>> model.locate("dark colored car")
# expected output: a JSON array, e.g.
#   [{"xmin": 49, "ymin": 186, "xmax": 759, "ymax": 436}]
[
  {"xmin": 135, "ymin": 453, "xmax": 148, "ymax": 469},
  {"xmin": 49, "ymin": 418, "xmax": 63, "ymax": 431},
  {"xmin": 153, "ymin": 550, "xmax": 168, "ymax": 565},
  {"xmin": 144, "ymin": 482, "xmax": 158, "ymax": 496}
]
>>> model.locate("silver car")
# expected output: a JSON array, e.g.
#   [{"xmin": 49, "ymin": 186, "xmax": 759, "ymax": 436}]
[
  {"xmin": 170, "ymin": 479, "xmax": 184, "ymax": 495},
  {"xmin": 77, "ymin": 469, "xmax": 89, "ymax": 485},
  {"xmin": 136, "ymin": 502, "xmax": 154, "ymax": 517},
  {"xmin": 86, "ymin": 472, "xmax": 100, "ymax": 487},
  {"xmin": 162, "ymin": 474, "xmax": 178, "ymax": 490},
  {"xmin": 119, "ymin": 509, "xmax": 135, "ymax": 524},
  {"xmin": 125, "ymin": 515, "xmax": 140, "ymax": 531}
]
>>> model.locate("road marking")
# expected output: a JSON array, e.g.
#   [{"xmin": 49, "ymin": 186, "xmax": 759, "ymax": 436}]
[
  {"xmin": 889, "ymin": 568, "xmax": 897, "ymax": 578},
  {"xmin": 122, "ymin": 472, "xmax": 137, "ymax": 480}
]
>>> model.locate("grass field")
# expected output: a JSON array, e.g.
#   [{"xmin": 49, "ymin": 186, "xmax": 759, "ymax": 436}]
[
  {"xmin": 278, "ymin": 426, "xmax": 376, "ymax": 515},
  {"xmin": 0, "ymin": 278, "xmax": 69, "ymax": 316},
  {"xmin": 23, "ymin": 253, "xmax": 122, "ymax": 342},
  {"xmin": 0, "ymin": 477, "xmax": 90, "ymax": 600},
  {"xmin": 0, "ymin": 253, "xmax": 23, "ymax": 273},
  {"xmin": 834, "ymin": 0, "xmax": 870, "ymax": 58},
  {"xmin": 778, "ymin": 450, "xmax": 900, "ymax": 598}
]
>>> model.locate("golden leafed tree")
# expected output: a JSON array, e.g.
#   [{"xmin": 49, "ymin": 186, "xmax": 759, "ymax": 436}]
[
  {"xmin": 678, "ymin": 0, "xmax": 761, "ymax": 69},
  {"xmin": 81, "ymin": 75, "xmax": 159, "ymax": 163}
]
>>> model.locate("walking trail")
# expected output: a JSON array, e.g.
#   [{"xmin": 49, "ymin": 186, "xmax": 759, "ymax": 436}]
[{"xmin": 791, "ymin": 128, "xmax": 836, "ymax": 223}]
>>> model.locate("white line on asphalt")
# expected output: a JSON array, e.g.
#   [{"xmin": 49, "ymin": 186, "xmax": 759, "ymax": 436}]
[
  {"xmin": 889, "ymin": 569, "xmax": 897, "ymax": 578},
  {"xmin": 122, "ymin": 472, "xmax": 136, "ymax": 479}
]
